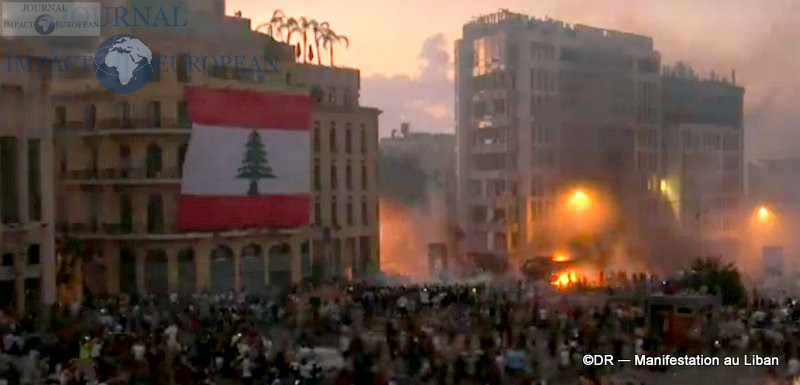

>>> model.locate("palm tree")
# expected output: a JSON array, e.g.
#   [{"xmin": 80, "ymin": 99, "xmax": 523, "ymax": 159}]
[
  {"xmin": 283, "ymin": 17, "xmax": 301, "ymax": 44},
  {"xmin": 316, "ymin": 30, "xmax": 334, "ymax": 67},
  {"xmin": 282, "ymin": 17, "xmax": 304, "ymax": 59},
  {"xmin": 297, "ymin": 17, "xmax": 319, "ymax": 64},
  {"xmin": 306, "ymin": 19, "xmax": 320, "ymax": 64},
  {"xmin": 256, "ymin": 9, "xmax": 285, "ymax": 40},
  {"xmin": 323, "ymin": 31, "xmax": 349, "ymax": 67},
  {"xmin": 313, "ymin": 21, "xmax": 329, "ymax": 65}
]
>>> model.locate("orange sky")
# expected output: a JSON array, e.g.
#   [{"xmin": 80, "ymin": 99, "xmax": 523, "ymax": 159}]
[
  {"xmin": 227, "ymin": 0, "xmax": 800, "ymax": 160},
  {"xmin": 227, "ymin": 0, "xmax": 790, "ymax": 76}
]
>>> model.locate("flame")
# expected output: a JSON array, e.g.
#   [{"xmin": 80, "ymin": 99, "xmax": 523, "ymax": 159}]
[
  {"xmin": 379, "ymin": 199, "xmax": 441, "ymax": 281},
  {"xmin": 553, "ymin": 269, "xmax": 579, "ymax": 289},
  {"xmin": 552, "ymin": 251, "xmax": 571, "ymax": 263}
]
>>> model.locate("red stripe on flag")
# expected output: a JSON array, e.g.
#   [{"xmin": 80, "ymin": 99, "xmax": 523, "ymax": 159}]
[
  {"xmin": 184, "ymin": 87, "xmax": 312, "ymax": 130},
  {"xmin": 176, "ymin": 194, "xmax": 310, "ymax": 232}
]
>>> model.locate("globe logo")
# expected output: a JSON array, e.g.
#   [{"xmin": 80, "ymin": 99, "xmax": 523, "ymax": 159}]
[
  {"xmin": 93, "ymin": 34, "xmax": 154, "ymax": 94},
  {"xmin": 34, "ymin": 14, "xmax": 55, "ymax": 36}
]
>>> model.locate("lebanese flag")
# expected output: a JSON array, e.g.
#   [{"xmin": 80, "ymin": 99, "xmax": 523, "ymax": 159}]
[{"xmin": 176, "ymin": 87, "xmax": 312, "ymax": 232}]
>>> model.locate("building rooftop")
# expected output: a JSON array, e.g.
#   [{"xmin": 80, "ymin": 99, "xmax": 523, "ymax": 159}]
[{"xmin": 463, "ymin": 8, "xmax": 652, "ymax": 49}]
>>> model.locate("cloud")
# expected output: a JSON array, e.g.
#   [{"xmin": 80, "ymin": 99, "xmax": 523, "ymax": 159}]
[{"xmin": 361, "ymin": 33, "xmax": 454, "ymax": 137}]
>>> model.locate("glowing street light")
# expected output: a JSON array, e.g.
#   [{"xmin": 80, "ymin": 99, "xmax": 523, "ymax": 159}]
[
  {"xmin": 756, "ymin": 205, "xmax": 774, "ymax": 224},
  {"xmin": 567, "ymin": 188, "xmax": 592, "ymax": 212}
]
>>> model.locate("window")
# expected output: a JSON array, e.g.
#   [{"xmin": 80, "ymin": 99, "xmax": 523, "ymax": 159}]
[
  {"xmin": 329, "ymin": 122, "xmax": 337, "ymax": 153},
  {"xmin": 28, "ymin": 139, "xmax": 41, "ymax": 221},
  {"xmin": 347, "ymin": 197, "xmax": 354, "ymax": 226},
  {"xmin": 531, "ymin": 42, "xmax": 555, "ymax": 60},
  {"xmin": 177, "ymin": 53, "xmax": 190, "ymax": 83},
  {"xmin": 313, "ymin": 121, "xmax": 321, "ymax": 152},
  {"xmin": 1, "ymin": 137, "xmax": 19, "ymax": 224},
  {"xmin": 119, "ymin": 144, "xmax": 132, "ymax": 175},
  {"xmin": 84, "ymin": 104, "xmax": 96, "ymax": 129},
  {"xmin": 1, "ymin": 254, "xmax": 12, "ymax": 266},
  {"xmin": 90, "ymin": 144, "xmax": 99, "ymax": 175},
  {"xmin": 54, "ymin": 106, "xmax": 66, "ymax": 128},
  {"xmin": 314, "ymin": 199, "xmax": 322, "ymax": 225},
  {"xmin": 119, "ymin": 102, "xmax": 131, "ymax": 127},
  {"xmin": 360, "ymin": 124, "xmax": 367, "ymax": 154},
  {"xmin": 346, "ymin": 162, "xmax": 352, "ymax": 190},
  {"xmin": 87, "ymin": 193, "xmax": 99, "ymax": 232},
  {"xmin": 150, "ymin": 101, "xmax": 162, "ymax": 127},
  {"xmin": 27, "ymin": 244, "xmax": 39, "ymax": 265},
  {"xmin": 331, "ymin": 196, "xmax": 339, "ymax": 227},
  {"xmin": 328, "ymin": 87, "xmax": 337, "ymax": 103},
  {"xmin": 146, "ymin": 143, "xmax": 163, "ymax": 178},
  {"xmin": 723, "ymin": 134, "xmax": 739, "ymax": 151},
  {"xmin": 345, "ymin": 124, "xmax": 352, "ymax": 153},
  {"xmin": 330, "ymin": 164, "xmax": 338, "ymax": 190},
  {"xmin": 151, "ymin": 53, "xmax": 161, "ymax": 82},
  {"xmin": 177, "ymin": 102, "xmax": 191, "ymax": 127},
  {"xmin": 361, "ymin": 162, "xmax": 367, "ymax": 190},
  {"xmin": 178, "ymin": 144, "xmax": 188, "ymax": 175},
  {"xmin": 470, "ymin": 206, "xmax": 487, "ymax": 223},
  {"xmin": 313, "ymin": 159, "xmax": 321, "ymax": 190},
  {"xmin": 120, "ymin": 195, "xmax": 133, "ymax": 233},
  {"xmin": 343, "ymin": 88, "xmax": 353, "ymax": 106},
  {"xmin": 210, "ymin": 65, "xmax": 228, "ymax": 80},
  {"xmin": 361, "ymin": 197, "xmax": 368, "ymax": 225},
  {"xmin": 59, "ymin": 150, "xmax": 66, "ymax": 176},
  {"xmin": 147, "ymin": 194, "xmax": 164, "ymax": 233}
]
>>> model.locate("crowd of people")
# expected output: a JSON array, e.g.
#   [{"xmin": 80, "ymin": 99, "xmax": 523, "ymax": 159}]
[{"xmin": 1, "ymin": 280, "xmax": 800, "ymax": 385}]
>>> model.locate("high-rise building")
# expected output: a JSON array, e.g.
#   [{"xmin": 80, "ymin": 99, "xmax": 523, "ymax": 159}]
[
  {"xmin": 455, "ymin": 10, "xmax": 663, "ymax": 269},
  {"xmin": 662, "ymin": 62, "xmax": 744, "ymax": 239},
  {"xmin": 0, "ymin": 55, "xmax": 57, "ymax": 313},
  {"xmin": 46, "ymin": 1, "xmax": 379, "ymax": 297}
]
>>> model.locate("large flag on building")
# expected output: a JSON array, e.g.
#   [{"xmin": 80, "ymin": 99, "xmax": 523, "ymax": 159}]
[{"xmin": 176, "ymin": 87, "xmax": 312, "ymax": 231}]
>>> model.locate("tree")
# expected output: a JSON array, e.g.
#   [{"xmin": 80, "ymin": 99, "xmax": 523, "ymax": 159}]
[
  {"xmin": 298, "ymin": 17, "xmax": 318, "ymax": 63},
  {"xmin": 283, "ymin": 17, "xmax": 302, "ymax": 45},
  {"xmin": 317, "ymin": 26, "xmax": 349, "ymax": 67},
  {"xmin": 256, "ymin": 9, "xmax": 286, "ymax": 40},
  {"xmin": 313, "ymin": 21, "xmax": 328, "ymax": 65},
  {"xmin": 237, "ymin": 130, "xmax": 275, "ymax": 196},
  {"xmin": 686, "ymin": 256, "xmax": 746, "ymax": 306}
]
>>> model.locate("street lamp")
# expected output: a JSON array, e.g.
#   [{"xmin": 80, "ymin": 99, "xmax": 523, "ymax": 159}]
[
  {"xmin": 755, "ymin": 205, "xmax": 773, "ymax": 224},
  {"xmin": 567, "ymin": 189, "xmax": 592, "ymax": 212}
]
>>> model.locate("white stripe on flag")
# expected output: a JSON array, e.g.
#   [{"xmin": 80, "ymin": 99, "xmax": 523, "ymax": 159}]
[{"xmin": 181, "ymin": 124, "xmax": 310, "ymax": 196}]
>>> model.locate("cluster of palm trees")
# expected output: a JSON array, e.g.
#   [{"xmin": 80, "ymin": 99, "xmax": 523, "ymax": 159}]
[{"xmin": 257, "ymin": 10, "xmax": 349, "ymax": 67}]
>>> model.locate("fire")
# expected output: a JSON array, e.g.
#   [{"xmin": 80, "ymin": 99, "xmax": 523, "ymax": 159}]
[
  {"xmin": 553, "ymin": 269, "xmax": 579, "ymax": 289},
  {"xmin": 552, "ymin": 251, "xmax": 571, "ymax": 263},
  {"xmin": 379, "ymin": 199, "xmax": 441, "ymax": 280}
]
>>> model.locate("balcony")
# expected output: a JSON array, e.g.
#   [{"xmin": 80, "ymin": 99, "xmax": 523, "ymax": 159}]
[
  {"xmin": 475, "ymin": 114, "xmax": 510, "ymax": 129},
  {"xmin": 56, "ymin": 220, "xmax": 205, "ymax": 241},
  {"xmin": 471, "ymin": 141, "xmax": 508, "ymax": 154},
  {"xmin": 468, "ymin": 168, "xmax": 517, "ymax": 180},
  {"xmin": 57, "ymin": 118, "xmax": 192, "ymax": 137},
  {"xmin": 60, "ymin": 168, "xmax": 182, "ymax": 186}
]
